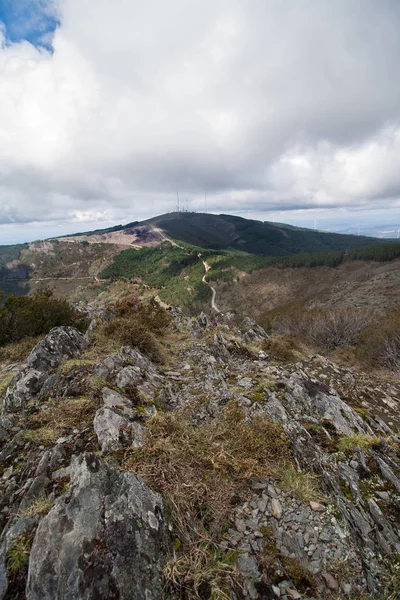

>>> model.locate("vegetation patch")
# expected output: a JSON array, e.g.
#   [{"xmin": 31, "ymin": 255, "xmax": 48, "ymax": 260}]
[
  {"xmin": 279, "ymin": 465, "xmax": 326, "ymax": 503},
  {"xmin": 261, "ymin": 335, "xmax": 299, "ymax": 361},
  {"xmin": 0, "ymin": 289, "xmax": 88, "ymax": 348},
  {"xmin": 123, "ymin": 401, "xmax": 289, "ymax": 598},
  {"xmin": 29, "ymin": 397, "xmax": 97, "ymax": 434},
  {"xmin": 90, "ymin": 294, "xmax": 171, "ymax": 363},
  {"xmin": 357, "ymin": 309, "xmax": 400, "ymax": 370},
  {"xmin": 0, "ymin": 371, "xmax": 17, "ymax": 400},
  {"xmin": 6, "ymin": 533, "xmax": 34, "ymax": 576},
  {"xmin": 273, "ymin": 307, "xmax": 374, "ymax": 352},
  {"xmin": 21, "ymin": 496, "xmax": 54, "ymax": 518},
  {"xmin": 0, "ymin": 336, "xmax": 41, "ymax": 365},
  {"xmin": 337, "ymin": 433, "xmax": 385, "ymax": 454},
  {"xmin": 22, "ymin": 427, "xmax": 60, "ymax": 445}
]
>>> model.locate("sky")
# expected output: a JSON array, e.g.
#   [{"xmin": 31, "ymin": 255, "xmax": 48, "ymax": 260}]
[{"xmin": 1, "ymin": 0, "xmax": 400, "ymax": 244}]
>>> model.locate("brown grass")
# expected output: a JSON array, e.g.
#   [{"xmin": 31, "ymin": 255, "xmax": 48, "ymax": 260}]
[
  {"xmin": 0, "ymin": 371, "xmax": 17, "ymax": 400},
  {"xmin": 0, "ymin": 336, "xmax": 41, "ymax": 365},
  {"xmin": 261, "ymin": 335, "xmax": 299, "ymax": 361},
  {"xmin": 31, "ymin": 397, "xmax": 97, "ymax": 430},
  {"xmin": 123, "ymin": 401, "xmax": 289, "ymax": 598},
  {"xmin": 21, "ymin": 397, "xmax": 97, "ymax": 444}
]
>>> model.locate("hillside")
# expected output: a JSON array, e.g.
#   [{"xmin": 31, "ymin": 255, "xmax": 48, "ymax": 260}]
[
  {"xmin": 61, "ymin": 212, "xmax": 391, "ymax": 256},
  {"xmin": 2, "ymin": 211, "xmax": 395, "ymax": 301},
  {"xmin": 141, "ymin": 212, "xmax": 386, "ymax": 255}
]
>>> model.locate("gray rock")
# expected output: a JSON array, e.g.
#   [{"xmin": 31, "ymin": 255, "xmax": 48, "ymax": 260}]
[
  {"xmin": 27, "ymin": 327, "xmax": 87, "ymax": 372},
  {"xmin": 102, "ymin": 387, "xmax": 139, "ymax": 419},
  {"xmin": 93, "ymin": 407, "xmax": 130, "ymax": 452},
  {"xmin": 238, "ymin": 377, "xmax": 253, "ymax": 390},
  {"xmin": 26, "ymin": 453, "xmax": 168, "ymax": 600},
  {"xmin": 3, "ymin": 327, "xmax": 87, "ymax": 413},
  {"xmin": 3, "ymin": 370, "xmax": 46, "ymax": 413},
  {"xmin": 199, "ymin": 312, "xmax": 211, "ymax": 328},
  {"xmin": 115, "ymin": 365, "xmax": 142, "ymax": 390}
]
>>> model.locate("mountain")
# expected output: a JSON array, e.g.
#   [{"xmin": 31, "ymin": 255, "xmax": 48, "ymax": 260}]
[{"xmin": 61, "ymin": 212, "xmax": 393, "ymax": 256}]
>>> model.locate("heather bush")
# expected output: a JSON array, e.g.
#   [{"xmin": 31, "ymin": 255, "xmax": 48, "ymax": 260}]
[{"xmin": 94, "ymin": 295, "xmax": 171, "ymax": 362}]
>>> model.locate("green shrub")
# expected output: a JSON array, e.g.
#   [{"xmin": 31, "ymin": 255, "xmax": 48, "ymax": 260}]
[{"xmin": 0, "ymin": 289, "xmax": 88, "ymax": 347}]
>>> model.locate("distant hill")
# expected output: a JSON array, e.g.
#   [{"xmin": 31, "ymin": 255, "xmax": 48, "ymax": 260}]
[
  {"xmin": 137, "ymin": 212, "xmax": 391, "ymax": 255},
  {"xmin": 71, "ymin": 212, "xmax": 392, "ymax": 256}
]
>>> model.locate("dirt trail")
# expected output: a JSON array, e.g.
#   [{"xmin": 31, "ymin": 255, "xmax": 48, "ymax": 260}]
[{"xmin": 201, "ymin": 259, "xmax": 220, "ymax": 313}]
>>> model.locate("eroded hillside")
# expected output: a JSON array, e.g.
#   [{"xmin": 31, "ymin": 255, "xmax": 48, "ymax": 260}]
[{"xmin": 214, "ymin": 258, "xmax": 400, "ymax": 320}]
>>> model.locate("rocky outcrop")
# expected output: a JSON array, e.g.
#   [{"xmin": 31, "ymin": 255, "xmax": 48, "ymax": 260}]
[
  {"xmin": 26, "ymin": 453, "xmax": 168, "ymax": 600},
  {"xmin": 3, "ymin": 327, "xmax": 87, "ymax": 413},
  {"xmin": 0, "ymin": 310, "xmax": 399, "ymax": 599}
]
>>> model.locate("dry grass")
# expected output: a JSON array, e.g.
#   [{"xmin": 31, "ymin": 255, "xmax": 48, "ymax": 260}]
[
  {"xmin": 21, "ymin": 496, "xmax": 54, "ymax": 517},
  {"xmin": 123, "ymin": 401, "xmax": 289, "ymax": 598},
  {"xmin": 57, "ymin": 358, "xmax": 96, "ymax": 374},
  {"xmin": 279, "ymin": 465, "xmax": 326, "ymax": 503},
  {"xmin": 337, "ymin": 433, "xmax": 384, "ymax": 453},
  {"xmin": 0, "ymin": 336, "xmax": 41, "ymax": 365},
  {"xmin": 0, "ymin": 371, "xmax": 17, "ymax": 400},
  {"xmin": 22, "ymin": 397, "xmax": 97, "ymax": 445},
  {"xmin": 31, "ymin": 397, "xmax": 97, "ymax": 431},
  {"xmin": 164, "ymin": 544, "xmax": 239, "ymax": 600},
  {"xmin": 261, "ymin": 335, "xmax": 299, "ymax": 362},
  {"xmin": 22, "ymin": 427, "xmax": 60, "ymax": 445}
]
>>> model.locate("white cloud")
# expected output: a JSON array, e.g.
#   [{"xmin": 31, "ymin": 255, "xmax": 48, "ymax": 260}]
[{"xmin": 1, "ymin": 0, "xmax": 400, "ymax": 241}]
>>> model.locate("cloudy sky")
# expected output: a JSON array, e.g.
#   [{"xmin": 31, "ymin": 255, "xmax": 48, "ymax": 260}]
[{"xmin": 1, "ymin": 0, "xmax": 400, "ymax": 243}]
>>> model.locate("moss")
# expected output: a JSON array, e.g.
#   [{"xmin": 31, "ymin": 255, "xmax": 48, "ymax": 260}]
[
  {"xmin": 22, "ymin": 427, "xmax": 59, "ymax": 445},
  {"xmin": 340, "ymin": 484, "xmax": 353, "ymax": 501},
  {"xmin": 57, "ymin": 358, "xmax": 95, "ymax": 374},
  {"xmin": 353, "ymin": 406, "xmax": 371, "ymax": 419},
  {"xmin": 250, "ymin": 391, "xmax": 265, "ymax": 403},
  {"xmin": 331, "ymin": 558, "xmax": 357, "ymax": 587}
]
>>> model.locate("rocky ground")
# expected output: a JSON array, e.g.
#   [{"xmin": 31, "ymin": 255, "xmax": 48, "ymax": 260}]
[{"xmin": 0, "ymin": 308, "xmax": 399, "ymax": 599}]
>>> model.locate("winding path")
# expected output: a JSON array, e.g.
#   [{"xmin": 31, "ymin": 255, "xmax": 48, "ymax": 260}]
[{"xmin": 201, "ymin": 259, "xmax": 220, "ymax": 313}]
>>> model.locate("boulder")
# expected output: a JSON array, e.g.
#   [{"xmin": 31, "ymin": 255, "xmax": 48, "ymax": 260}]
[
  {"xmin": 26, "ymin": 453, "xmax": 168, "ymax": 600},
  {"xmin": 27, "ymin": 327, "xmax": 87, "ymax": 372},
  {"xmin": 3, "ymin": 327, "xmax": 87, "ymax": 414}
]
